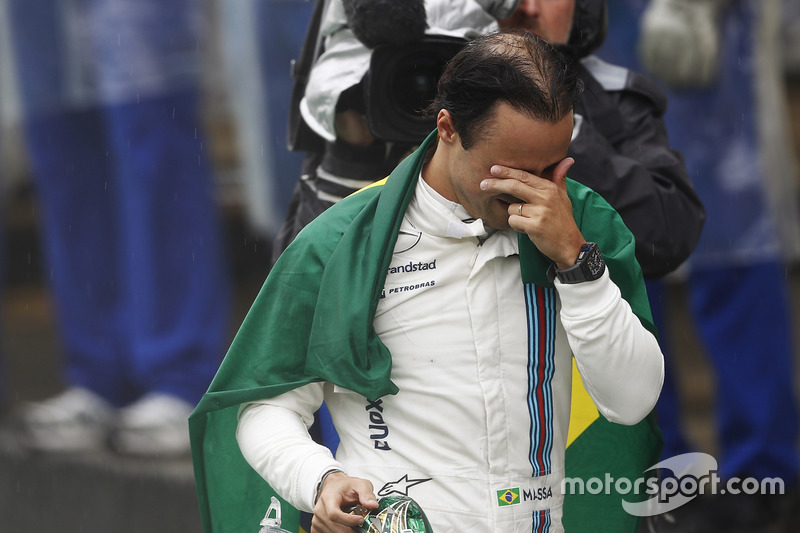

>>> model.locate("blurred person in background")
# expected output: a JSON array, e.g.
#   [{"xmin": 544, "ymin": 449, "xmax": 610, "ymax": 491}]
[
  {"xmin": 216, "ymin": 0, "xmax": 314, "ymax": 240},
  {"xmin": 497, "ymin": 0, "xmax": 704, "ymax": 278},
  {"xmin": 6, "ymin": 0, "xmax": 230, "ymax": 457},
  {"xmin": 0, "ymin": 0, "xmax": 20, "ymax": 415},
  {"xmin": 782, "ymin": 0, "xmax": 800, "ymax": 78},
  {"xmin": 598, "ymin": 0, "xmax": 800, "ymax": 530}
]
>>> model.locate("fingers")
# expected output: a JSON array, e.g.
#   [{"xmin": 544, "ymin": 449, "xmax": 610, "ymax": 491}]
[
  {"xmin": 317, "ymin": 506, "xmax": 368, "ymax": 530},
  {"xmin": 313, "ymin": 474, "xmax": 378, "ymax": 533},
  {"xmin": 489, "ymin": 164, "xmax": 531, "ymax": 182},
  {"xmin": 481, "ymin": 169, "xmax": 539, "ymax": 201},
  {"xmin": 483, "ymin": 158, "xmax": 575, "ymax": 200},
  {"xmin": 550, "ymin": 157, "xmax": 575, "ymax": 188},
  {"xmin": 313, "ymin": 502, "xmax": 368, "ymax": 532}
]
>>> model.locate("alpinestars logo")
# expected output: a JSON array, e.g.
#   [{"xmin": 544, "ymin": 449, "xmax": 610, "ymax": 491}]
[{"xmin": 378, "ymin": 475, "xmax": 432, "ymax": 497}]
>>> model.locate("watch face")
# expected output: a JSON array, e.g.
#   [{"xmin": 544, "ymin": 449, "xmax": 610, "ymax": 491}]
[{"xmin": 587, "ymin": 250, "xmax": 604, "ymax": 277}]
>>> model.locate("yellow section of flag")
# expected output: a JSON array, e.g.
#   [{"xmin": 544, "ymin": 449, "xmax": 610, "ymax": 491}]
[{"xmin": 566, "ymin": 359, "xmax": 600, "ymax": 448}]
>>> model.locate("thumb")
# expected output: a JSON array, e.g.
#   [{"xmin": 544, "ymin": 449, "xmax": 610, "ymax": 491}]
[{"xmin": 551, "ymin": 157, "xmax": 575, "ymax": 190}]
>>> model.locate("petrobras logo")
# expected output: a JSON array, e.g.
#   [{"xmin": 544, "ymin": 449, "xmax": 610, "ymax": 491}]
[
  {"xmin": 385, "ymin": 280, "xmax": 436, "ymax": 296},
  {"xmin": 387, "ymin": 259, "xmax": 437, "ymax": 276}
]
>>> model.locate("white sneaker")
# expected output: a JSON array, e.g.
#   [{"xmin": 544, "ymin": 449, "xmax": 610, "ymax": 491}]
[
  {"xmin": 110, "ymin": 393, "xmax": 194, "ymax": 457},
  {"xmin": 19, "ymin": 387, "xmax": 115, "ymax": 452}
]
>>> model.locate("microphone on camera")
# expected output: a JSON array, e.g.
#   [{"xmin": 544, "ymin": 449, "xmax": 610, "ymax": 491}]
[{"xmin": 342, "ymin": 0, "xmax": 427, "ymax": 48}]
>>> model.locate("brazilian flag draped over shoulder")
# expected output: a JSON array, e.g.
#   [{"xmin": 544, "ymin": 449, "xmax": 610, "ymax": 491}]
[{"xmin": 189, "ymin": 131, "xmax": 662, "ymax": 533}]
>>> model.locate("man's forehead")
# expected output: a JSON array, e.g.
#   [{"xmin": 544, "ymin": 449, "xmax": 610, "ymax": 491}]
[
  {"xmin": 484, "ymin": 106, "xmax": 573, "ymax": 170},
  {"xmin": 485, "ymin": 101, "xmax": 574, "ymax": 132}
]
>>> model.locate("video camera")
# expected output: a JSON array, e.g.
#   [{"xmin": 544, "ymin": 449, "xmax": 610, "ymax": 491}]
[
  {"xmin": 287, "ymin": 0, "xmax": 468, "ymax": 151},
  {"xmin": 363, "ymin": 35, "xmax": 467, "ymax": 144}
]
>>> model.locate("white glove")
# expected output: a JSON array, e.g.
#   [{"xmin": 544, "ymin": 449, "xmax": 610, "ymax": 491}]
[{"xmin": 638, "ymin": 0, "xmax": 729, "ymax": 89}]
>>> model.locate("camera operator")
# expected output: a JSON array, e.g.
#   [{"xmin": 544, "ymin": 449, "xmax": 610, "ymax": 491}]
[
  {"xmin": 273, "ymin": 0, "xmax": 518, "ymax": 259},
  {"xmin": 501, "ymin": 0, "xmax": 704, "ymax": 277}
]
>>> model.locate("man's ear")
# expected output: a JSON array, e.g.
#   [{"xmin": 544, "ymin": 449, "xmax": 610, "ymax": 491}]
[{"xmin": 436, "ymin": 109, "xmax": 459, "ymax": 145}]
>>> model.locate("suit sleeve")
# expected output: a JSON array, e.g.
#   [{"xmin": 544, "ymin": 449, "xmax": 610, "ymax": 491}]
[
  {"xmin": 555, "ymin": 269, "xmax": 664, "ymax": 425},
  {"xmin": 236, "ymin": 383, "xmax": 344, "ymax": 513}
]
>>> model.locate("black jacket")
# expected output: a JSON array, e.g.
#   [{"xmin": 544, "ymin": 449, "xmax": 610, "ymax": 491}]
[{"xmin": 568, "ymin": 58, "xmax": 705, "ymax": 278}]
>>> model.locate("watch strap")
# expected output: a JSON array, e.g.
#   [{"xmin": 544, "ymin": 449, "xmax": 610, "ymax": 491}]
[{"xmin": 546, "ymin": 242, "xmax": 606, "ymax": 284}]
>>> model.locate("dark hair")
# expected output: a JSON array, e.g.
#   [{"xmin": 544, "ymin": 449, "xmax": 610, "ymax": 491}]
[{"xmin": 425, "ymin": 29, "xmax": 583, "ymax": 150}]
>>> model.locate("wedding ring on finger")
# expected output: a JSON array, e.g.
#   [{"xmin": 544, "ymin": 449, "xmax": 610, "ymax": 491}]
[{"xmin": 518, "ymin": 203, "xmax": 523, "ymax": 216}]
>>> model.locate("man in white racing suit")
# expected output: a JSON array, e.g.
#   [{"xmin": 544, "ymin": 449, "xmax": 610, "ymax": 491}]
[{"xmin": 235, "ymin": 30, "xmax": 664, "ymax": 533}]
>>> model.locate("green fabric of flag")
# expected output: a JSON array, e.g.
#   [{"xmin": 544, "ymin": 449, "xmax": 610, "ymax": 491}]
[{"xmin": 189, "ymin": 130, "xmax": 662, "ymax": 532}]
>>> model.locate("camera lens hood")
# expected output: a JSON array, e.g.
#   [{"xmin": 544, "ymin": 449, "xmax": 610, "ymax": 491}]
[{"xmin": 364, "ymin": 35, "xmax": 467, "ymax": 144}]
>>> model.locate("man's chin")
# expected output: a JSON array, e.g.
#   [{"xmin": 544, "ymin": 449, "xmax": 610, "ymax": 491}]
[{"xmin": 482, "ymin": 214, "xmax": 511, "ymax": 232}]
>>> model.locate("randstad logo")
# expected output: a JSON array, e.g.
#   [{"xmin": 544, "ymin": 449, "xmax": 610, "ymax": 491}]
[
  {"xmin": 387, "ymin": 259, "xmax": 437, "ymax": 275},
  {"xmin": 497, "ymin": 488, "xmax": 520, "ymax": 506}
]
